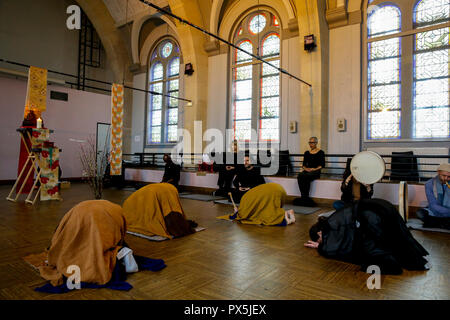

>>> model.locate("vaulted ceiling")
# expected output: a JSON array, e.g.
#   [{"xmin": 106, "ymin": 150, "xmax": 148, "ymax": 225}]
[{"xmin": 102, "ymin": 0, "xmax": 169, "ymax": 26}]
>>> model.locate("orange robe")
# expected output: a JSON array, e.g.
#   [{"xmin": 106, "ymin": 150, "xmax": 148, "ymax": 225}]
[
  {"xmin": 122, "ymin": 183, "xmax": 185, "ymax": 238},
  {"xmin": 38, "ymin": 200, "xmax": 126, "ymax": 286}
]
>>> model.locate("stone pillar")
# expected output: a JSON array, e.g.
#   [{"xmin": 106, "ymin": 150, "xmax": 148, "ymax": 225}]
[
  {"xmin": 169, "ymin": 0, "xmax": 209, "ymax": 156},
  {"xmin": 295, "ymin": 0, "xmax": 329, "ymax": 152}
]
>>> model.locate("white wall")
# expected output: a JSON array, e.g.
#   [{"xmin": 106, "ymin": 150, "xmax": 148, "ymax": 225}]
[
  {"xmin": 0, "ymin": 76, "xmax": 111, "ymax": 179},
  {"xmin": 206, "ymin": 53, "xmax": 228, "ymax": 136},
  {"xmin": 327, "ymin": 24, "xmax": 361, "ymax": 154},
  {"xmin": 131, "ymin": 73, "xmax": 146, "ymax": 153},
  {"xmin": 281, "ymin": 37, "xmax": 302, "ymax": 154}
]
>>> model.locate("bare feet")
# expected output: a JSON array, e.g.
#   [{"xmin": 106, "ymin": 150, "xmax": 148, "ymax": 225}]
[{"xmin": 285, "ymin": 209, "xmax": 295, "ymax": 225}]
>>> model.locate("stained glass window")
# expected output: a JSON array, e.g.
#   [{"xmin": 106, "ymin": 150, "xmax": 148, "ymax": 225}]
[
  {"xmin": 236, "ymin": 40, "xmax": 253, "ymax": 63},
  {"xmin": 169, "ymin": 57, "xmax": 180, "ymax": 77},
  {"xmin": 367, "ymin": 5, "xmax": 401, "ymax": 139},
  {"xmin": 273, "ymin": 16, "xmax": 279, "ymax": 27},
  {"xmin": 152, "ymin": 62, "xmax": 163, "ymax": 81},
  {"xmin": 231, "ymin": 11, "xmax": 280, "ymax": 142},
  {"xmin": 161, "ymin": 42, "xmax": 173, "ymax": 58},
  {"xmin": 261, "ymin": 34, "xmax": 280, "ymax": 57},
  {"xmin": 364, "ymin": 0, "xmax": 450, "ymax": 143},
  {"xmin": 413, "ymin": 0, "xmax": 450, "ymax": 138},
  {"xmin": 249, "ymin": 14, "xmax": 266, "ymax": 34},
  {"xmin": 147, "ymin": 39, "xmax": 181, "ymax": 145}
]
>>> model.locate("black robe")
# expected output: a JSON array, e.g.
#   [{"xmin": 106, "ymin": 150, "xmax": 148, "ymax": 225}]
[
  {"xmin": 230, "ymin": 165, "xmax": 265, "ymax": 203},
  {"xmin": 162, "ymin": 162, "xmax": 180, "ymax": 187},
  {"xmin": 318, "ymin": 198, "xmax": 429, "ymax": 274}
]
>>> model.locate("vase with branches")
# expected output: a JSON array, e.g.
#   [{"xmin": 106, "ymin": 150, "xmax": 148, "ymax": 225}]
[{"xmin": 79, "ymin": 134, "xmax": 110, "ymax": 199}]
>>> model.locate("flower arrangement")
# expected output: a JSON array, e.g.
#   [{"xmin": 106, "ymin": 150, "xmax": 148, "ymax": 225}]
[{"xmin": 79, "ymin": 134, "xmax": 110, "ymax": 199}]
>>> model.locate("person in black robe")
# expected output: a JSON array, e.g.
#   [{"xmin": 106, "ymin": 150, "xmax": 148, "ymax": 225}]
[
  {"xmin": 230, "ymin": 155, "xmax": 265, "ymax": 203},
  {"xmin": 333, "ymin": 158, "xmax": 374, "ymax": 210},
  {"xmin": 161, "ymin": 154, "xmax": 180, "ymax": 189},
  {"xmin": 294, "ymin": 137, "xmax": 325, "ymax": 207},
  {"xmin": 305, "ymin": 198, "xmax": 429, "ymax": 275},
  {"xmin": 215, "ymin": 140, "xmax": 241, "ymax": 197}
]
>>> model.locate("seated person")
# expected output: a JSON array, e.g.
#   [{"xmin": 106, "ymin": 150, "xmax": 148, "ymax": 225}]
[
  {"xmin": 123, "ymin": 183, "xmax": 197, "ymax": 239},
  {"xmin": 162, "ymin": 154, "xmax": 181, "ymax": 188},
  {"xmin": 305, "ymin": 198, "xmax": 429, "ymax": 275},
  {"xmin": 333, "ymin": 158, "xmax": 373, "ymax": 210},
  {"xmin": 229, "ymin": 183, "xmax": 295, "ymax": 226},
  {"xmin": 33, "ymin": 200, "xmax": 166, "ymax": 292},
  {"xmin": 294, "ymin": 136, "xmax": 325, "ymax": 207},
  {"xmin": 230, "ymin": 155, "xmax": 265, "ymax": 203},
  {"xmin": 215, "ymin": 140, "xmax": 240, "ymax": 197},
  {"xmin": 416, "ymin": 163, "xmax": 450, "ymax": 229}
]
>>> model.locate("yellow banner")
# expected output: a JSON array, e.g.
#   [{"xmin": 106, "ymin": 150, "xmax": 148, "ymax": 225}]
[
  {"xmin": 110, "ymin": 83, "xmax": 124, "ymax": 175},
  {"xmin": 24, "ymin": 66, "xmax": 47, "ymax": 119}
]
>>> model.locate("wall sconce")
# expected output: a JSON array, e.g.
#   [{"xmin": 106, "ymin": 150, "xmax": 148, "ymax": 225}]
[
  {"xmin": 304, "ymin": 34, "xmax": 317, "ymax": 52},
  {"xmin": 289, "ymin": 121, "xmax": 297, "ymax": 133}
]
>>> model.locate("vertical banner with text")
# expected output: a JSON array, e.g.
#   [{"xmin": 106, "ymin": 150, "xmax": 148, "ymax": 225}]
[
  {"xmin": 110, "ymin": 83, "xmax": 124, "ymax": 175},
  {"xmin": 24, "ymin": 66, "xmax": 47, "ymax": 119}
]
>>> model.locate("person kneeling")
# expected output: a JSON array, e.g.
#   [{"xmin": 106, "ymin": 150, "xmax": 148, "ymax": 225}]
[
  {"xmin": 32, "ymin": 200, "xmax": 166, "ymax": 293},
  {"xmin": 333, "ymin": 158, "xmax": 373, "ymax": 210},
  {"xmin": 229, "ymin": 183, "xmax": 295, "ymax": 226},
  {"xmin": 305, "ymin": 198, "xmax": 429, "ymax": 275},
  {"xmin": 123, "ymin": 183, "xmax": 197, "ymax": 239}
]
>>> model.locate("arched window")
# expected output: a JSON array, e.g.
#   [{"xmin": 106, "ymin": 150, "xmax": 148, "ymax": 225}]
[
  {"xmin": 231, "ymin": 10, "xmax": 281, "ymax": 142},
  {"xmin": 363, "ymin": 0, "xmax": 449, "ymax": 142},
  {"xmin": 413, "ymin": 0, "xmax": 450, "ymax": 138},
  {"xmin": 367, "ymin": 5, "xmax": 401, "ymax": 139},
  {"xmin": 147, "ymin": 39, "xmax": 181, "ymax": 145}
]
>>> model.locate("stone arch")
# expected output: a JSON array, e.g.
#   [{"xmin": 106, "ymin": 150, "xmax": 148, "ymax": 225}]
[
  {"xmin": 75, "ymin": 0, "xmax": 132, "ymax": 83},
  {"xmin": 210, "ymin": 0, "xmax": 296, "ymax": 38},
  {"xmin": 139, "ymin": 24, "xmax": 180, "ymax": 67},
  {"xmin": 217, "ymin": 0, "xmax": 294, "ymax": 41},
  {"xmin": 132, "ymin": 13, "xmax": 180, "ymax": 65}
]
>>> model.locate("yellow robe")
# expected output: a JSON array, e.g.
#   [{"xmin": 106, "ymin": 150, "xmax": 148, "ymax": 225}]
[
  {"xmin": 122, "ymin": 183, "xmax": 185, "ymax": 238},
  {"xmin": 236, "ymin": 183, "xmax": 287, "ymax": 225},
  {"xmin": 38, "ymin": 200, "xmax": 126, "ymax": 286}
]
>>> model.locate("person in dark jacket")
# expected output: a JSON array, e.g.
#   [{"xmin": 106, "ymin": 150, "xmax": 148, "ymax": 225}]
[
  {"xmin": 215, "ymin": 140, "xmax": 240, "ymax": 197},
  {"xmin": 305, "ymin": 198, "xmax": 429, "ymax": 275},
  {"xmin": 161, "ymin": 154, "xmax": 180, "ymax": 189},
  {"xmin": 230, "ymin": 155, "xmax": 265, "ymax": 203},
  {"xmin": 294, "ymin": 137, "xmax": 325, "ymax": 207},
  {"xmin": 333, "ymin": 158, "xmax": 374, "ymax": 210}
]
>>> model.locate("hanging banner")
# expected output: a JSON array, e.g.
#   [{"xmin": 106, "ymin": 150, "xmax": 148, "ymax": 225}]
[
  {"xmin": 39, "ymin": 145, "xmax": 60, "ymax": 201},
  {"xmin": 24, "ymin": 66, "xmax": 47, "ymax": 119},
  {"xmin": 110, "ymin": 83, "xmax": 124, "ymax": 175}
]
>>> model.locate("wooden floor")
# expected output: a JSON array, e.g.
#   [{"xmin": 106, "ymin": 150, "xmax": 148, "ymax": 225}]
[{"xmin": 0, "ymin": 183, "xmax": 449, "ymax": 300}]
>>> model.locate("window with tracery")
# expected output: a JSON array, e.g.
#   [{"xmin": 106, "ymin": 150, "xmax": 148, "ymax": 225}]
[
  {"xmin": 364, "ymin": 0, "xmax": 450, "ymax": 141},
  {"xmin": 231, "ymin": 11, "xmax": 281, "ymax": 142},
  {"xmin": 413, "ymin": 0, "xmax": 450, "ymax": 138},
  {"xmin": 147, "ymin": 39, "xmax": 181, "ymax": 145},
  {"xmin": 367, "ymin": 5, "xmax": 401, "ymax": 139}
]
